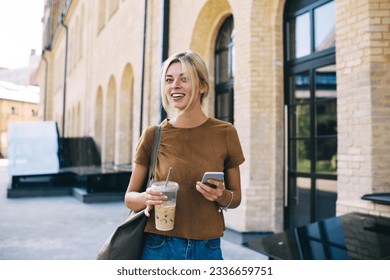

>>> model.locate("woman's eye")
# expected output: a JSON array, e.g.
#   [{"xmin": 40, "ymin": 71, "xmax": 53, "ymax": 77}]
[{"xmin": 182, "ymin": 77, "xmax": 188, "ymax": 82}]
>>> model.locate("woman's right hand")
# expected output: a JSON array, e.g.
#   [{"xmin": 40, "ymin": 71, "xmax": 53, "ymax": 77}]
[{"xmin": 144, "ymin": 187, "xmax": 167, "ymax": 217}]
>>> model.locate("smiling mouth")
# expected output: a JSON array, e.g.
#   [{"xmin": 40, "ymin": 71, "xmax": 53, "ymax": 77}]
[{"xmin": 171, "ymin": 93, "xmax": 185, "ymax": 100}]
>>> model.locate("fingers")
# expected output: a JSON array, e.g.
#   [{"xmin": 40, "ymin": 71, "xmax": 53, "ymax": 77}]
[
  {"xmin": 144, "ymin": 188, "xmax": 166, "ymax": 217},
  {"xmin": 205, "ymin": 178, "xmax": 225, "ymax": 191},
  {"xmin": 144, "ymin": 205, "xmax": 153, "ymax": 217},
  {"xmin": 144, "ymin": 187, "xmax": 167, "ymax": 206},
  {"xmin": 196, "ymin": 179, "xmax": 225, "ymax": 201}
]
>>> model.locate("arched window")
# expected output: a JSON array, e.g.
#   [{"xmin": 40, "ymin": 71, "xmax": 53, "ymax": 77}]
[{"xmin": 215, "ymin": 15, "xmax": 234, "ymax": 123}]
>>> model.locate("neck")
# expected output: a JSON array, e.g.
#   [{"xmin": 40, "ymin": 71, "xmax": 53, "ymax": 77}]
[{"xmin": 170, "ymin": 110, "xmax": 208, "ymax": 128}]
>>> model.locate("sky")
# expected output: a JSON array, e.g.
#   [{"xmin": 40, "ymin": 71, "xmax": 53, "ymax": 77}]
[{"xmin": 0, "ymin": 0, "xmax": 44, "ymax": 69}]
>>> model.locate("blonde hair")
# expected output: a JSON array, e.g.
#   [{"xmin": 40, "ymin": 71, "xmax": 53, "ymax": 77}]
[{"xmin": 160, "ymin": 50, "xmax": 210, "ymax": 117}]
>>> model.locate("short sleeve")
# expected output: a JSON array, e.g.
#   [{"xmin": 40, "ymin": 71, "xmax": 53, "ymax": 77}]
[
  {"xmin": 133, "ymin": 126, "xmax": 155, "ymax": 167},
  {"xmin": 225, "ymin": 124, "xmax": 245, "ymax": 169}
]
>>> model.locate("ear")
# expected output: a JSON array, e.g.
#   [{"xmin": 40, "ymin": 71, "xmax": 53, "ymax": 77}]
[
  {"xmin": 200, "ymin": 92, "xmax": 206, "ymax": 103},
  {"xmin": 199, "ymin": 81, "xmax": 207, "ymax": 93}
]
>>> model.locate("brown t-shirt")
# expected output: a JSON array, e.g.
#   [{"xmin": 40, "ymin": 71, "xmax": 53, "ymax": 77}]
[{"xmin": 134, "ymin": 117, "xmax": 245, "ymax": 240}]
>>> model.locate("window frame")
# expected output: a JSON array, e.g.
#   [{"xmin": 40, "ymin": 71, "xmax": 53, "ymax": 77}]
[{"xmin": 214, "ymin": 15, "xmax": 234, "ymax": 124}]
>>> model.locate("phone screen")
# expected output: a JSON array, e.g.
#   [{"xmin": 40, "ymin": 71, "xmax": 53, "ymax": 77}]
[{"xmin": 202, "ymin": 172, "xmax": 224, "ymax": 188}]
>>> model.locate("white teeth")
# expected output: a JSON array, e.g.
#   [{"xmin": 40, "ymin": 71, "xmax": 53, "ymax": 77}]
[{"xmin": 172, "ymin": 93, "xmax": 185, "ymax": 98}]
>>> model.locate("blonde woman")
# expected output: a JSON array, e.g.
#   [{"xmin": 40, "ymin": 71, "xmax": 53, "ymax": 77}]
[{"xmin": 125, "ymin": 51, "xmax": 245, "ymax": 260}]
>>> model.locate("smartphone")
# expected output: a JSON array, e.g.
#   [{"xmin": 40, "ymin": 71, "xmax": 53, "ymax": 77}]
[{"xmin": 201, "ymin": 172, "xmax": 224, "ymax": 188}]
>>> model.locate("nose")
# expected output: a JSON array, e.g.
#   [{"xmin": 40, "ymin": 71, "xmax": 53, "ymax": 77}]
[{"xmin": 172, "ymin": 79, "xmax": 181, "ymax": 89}]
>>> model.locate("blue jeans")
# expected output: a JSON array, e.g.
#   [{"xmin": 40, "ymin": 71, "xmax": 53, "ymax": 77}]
[{"xmin": 141, "ymin": 233, "xmax": 223, "ymax": 260}]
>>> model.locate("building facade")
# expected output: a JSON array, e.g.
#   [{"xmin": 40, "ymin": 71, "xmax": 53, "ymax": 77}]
[
  {"xmin": 0, "ymin": 82, "xmax": 40, "ymax": 157},
  {"xmin": 36, "ymin": 0, "xmax": 390, "ymax": 238}
]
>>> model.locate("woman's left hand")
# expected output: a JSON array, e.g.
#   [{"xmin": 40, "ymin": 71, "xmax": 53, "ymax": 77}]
[{"xmin": 195, "ymin": 179, "xmax": 225, "ymax": 201}]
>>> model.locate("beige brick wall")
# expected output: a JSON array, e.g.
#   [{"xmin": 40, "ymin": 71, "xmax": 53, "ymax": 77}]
[
  {"xmin": 229, "ymin": 0, "xmax": 285, "ymax": 232},
  {"xmin": 336, "ymin": 0, "xmax": 390, "ymax": 217}
]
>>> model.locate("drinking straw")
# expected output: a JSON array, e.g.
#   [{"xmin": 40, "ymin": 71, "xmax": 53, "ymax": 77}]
[{"xmin": 164, "ymin": 167, "xmax": 172, "ymax": 188}]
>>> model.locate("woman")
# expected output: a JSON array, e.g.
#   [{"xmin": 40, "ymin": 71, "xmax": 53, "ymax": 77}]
[{"xmin": 124, "ymin": 50, "xmax": 245, "ymax": 260}]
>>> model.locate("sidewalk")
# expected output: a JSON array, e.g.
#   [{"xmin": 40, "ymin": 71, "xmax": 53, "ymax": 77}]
[{"xmin": 0, "ymin": 160, "xmax": 266, "ymax": 260}]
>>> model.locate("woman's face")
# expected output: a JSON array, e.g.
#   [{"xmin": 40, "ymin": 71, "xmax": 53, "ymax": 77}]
[{"xmin": 164, "ymin": 62, "xmax": 202, "ymax": 112}]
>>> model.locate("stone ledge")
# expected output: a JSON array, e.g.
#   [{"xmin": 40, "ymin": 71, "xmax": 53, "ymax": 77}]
[
  {"xmin": 72, "ymin": 187, "xmax": 124, "ymax": 203},
  {"xmin": 7, "ymin": 186, "xmax": 73, "ymax": 198},
  {"xmin": 6, "ymin": 186, "xmax": 125, "ymax": 204}
]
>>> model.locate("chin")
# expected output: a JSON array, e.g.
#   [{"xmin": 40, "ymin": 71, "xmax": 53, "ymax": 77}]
[{"xmin": 171, "ymin": 103, "xmax": 187, "ymax": 111}]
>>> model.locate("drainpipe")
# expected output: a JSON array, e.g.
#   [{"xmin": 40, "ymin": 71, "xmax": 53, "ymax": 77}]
[
  {"xmin": 60, "ymin": 12, "xmax": 69, "ymax": 137},
  {"xmin": 41, "ymin": 0, "xmax": 52, "ymax": 122},
  {"xmin": 139, "ymin": 0, "xmax": 148, "ymax": 137},
  {"xmin": 160, "ymin": 0, "xmax": 169, "ymax": 122},
  {"xmin": 42, "ymin": 0, "xmax": 52, "ymax": 121},
  {"xmin": 41, "ymin": 51, "xmax": 49, "ymax": 121}
]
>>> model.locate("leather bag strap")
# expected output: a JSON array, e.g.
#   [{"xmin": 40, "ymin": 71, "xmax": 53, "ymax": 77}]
[{"xmin": 144, "ymin": 125, "xmax": 162, "ymax": 191}]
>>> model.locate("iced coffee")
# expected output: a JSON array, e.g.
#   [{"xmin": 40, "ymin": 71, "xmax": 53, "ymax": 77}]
[{"xmin": 152, "ymin": 181, "xmax": 179, "ymax": 231}]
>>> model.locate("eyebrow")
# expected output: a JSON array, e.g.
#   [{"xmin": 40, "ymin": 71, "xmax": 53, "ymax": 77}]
[{"xmin": 165, "ymin": 73, "xmax": 185, "ymax": 77}]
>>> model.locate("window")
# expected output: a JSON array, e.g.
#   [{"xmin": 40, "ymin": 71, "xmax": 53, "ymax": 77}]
[
  {"xmin": 215, "ymin": 16, "xmax": 234, "ymax": 123},
  {"xmin": 314, "ymin": 2, "xmax": 335, "ymax": 52},
  {"xmin": 286, "ymin": 0, "xmax": 335, "ymax": 61},
  {"xmin": 284, "ymin": 0, "xmax": 337, "ymax": 229},
  {"xmin": 11, "ymin": 106, "xmax": 18, "ymax": 115}
]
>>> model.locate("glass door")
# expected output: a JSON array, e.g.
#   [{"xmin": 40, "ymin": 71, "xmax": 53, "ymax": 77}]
[
  {"xmin": 284, "ymin": 0, "xmax": 337, "ymax": 229},
  {"xmin": 286, "ymin": 65, "xmax": 337, "ymax": 228}
]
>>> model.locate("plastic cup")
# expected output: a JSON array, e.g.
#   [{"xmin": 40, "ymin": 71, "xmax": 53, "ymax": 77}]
[{"xmin": 152, "ymin": 181, "xmax": 179, "ymax": 231}]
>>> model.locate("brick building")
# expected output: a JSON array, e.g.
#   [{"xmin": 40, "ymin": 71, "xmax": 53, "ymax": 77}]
[{"xmin": 35, "ymin": 0, "xmax": 390, "ymax": 240}]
